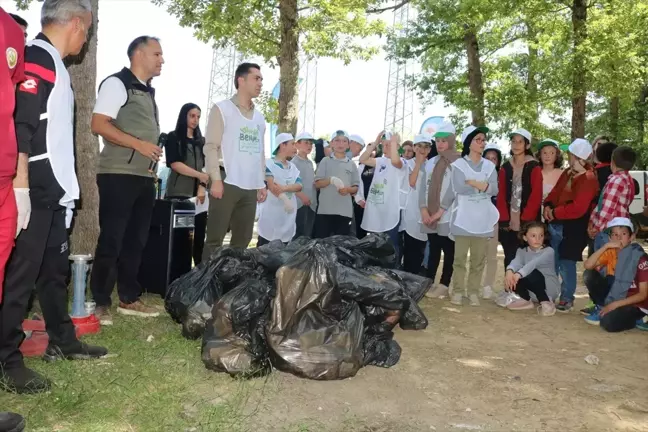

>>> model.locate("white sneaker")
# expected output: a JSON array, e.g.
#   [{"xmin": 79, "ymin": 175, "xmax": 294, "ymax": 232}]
[
  {"xmin": 494, "ymin": 291, "xmax": 522, "ymax": 308},
  {"xmin": 469, "ymin": 294, "xmax": 480, "ymax": 306},
  {"xmin": 538, "ymin": 301, "xmax": 556, "ymax": 317},
  {"xmin": 425, "ymin": 284, "xmax": 449, "ymax": 299},
  {"xmin": 450, "ymin": 293, "xmax": 463, "ymax": 306},
  {"xmin": 482, "ymin": 286, "xmax": 493, "ymax": 300}
]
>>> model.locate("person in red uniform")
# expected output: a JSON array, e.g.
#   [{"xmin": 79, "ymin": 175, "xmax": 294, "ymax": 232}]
[
  {"xmin": 0, "ymin": 0, "xmax": 107, "ymax": 396},
  {"xmin": 0, "ymin": 6, "xmax": 27, "ymax": 431}
]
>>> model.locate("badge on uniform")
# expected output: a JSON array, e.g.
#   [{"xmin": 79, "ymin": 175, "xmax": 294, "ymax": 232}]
[{"xmin": 6, "ymin": 47, "xmax": 17, "ymax": 69}]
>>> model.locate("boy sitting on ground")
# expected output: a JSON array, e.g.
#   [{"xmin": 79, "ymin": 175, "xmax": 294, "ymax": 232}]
[{"xmin": 583, "ymin": 217, "xmax": 648, "ymax": 331}]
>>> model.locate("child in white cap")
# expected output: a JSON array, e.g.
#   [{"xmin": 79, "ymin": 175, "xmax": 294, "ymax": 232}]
[
  {"xmin": 543, "ymin": 138, "xmax": 599, "ymax": 312},
  {"xmin": 401, "ymin": 134, "xmax": 432, "ymax": 273},
  {"xmin": 421, "ymin": 121, "xmax": 461, "ymax": 298},
  {"xmin": 360, "ymin": 130, "xmax": 409, "ymax": 264},
  {"xmin": 314, "ymin": 130, "xmax": 360, "ymax": 237},
  {"xmin": 582, "ymin": 217, "xmax": 648, "ymax": 331},
  {"xmin": 257, "ymin": 133, "xmax": 302, "ymax": 246},
  {"xmin": 292, "ymin": 132, "xmax": 317, "ymax": 238}
]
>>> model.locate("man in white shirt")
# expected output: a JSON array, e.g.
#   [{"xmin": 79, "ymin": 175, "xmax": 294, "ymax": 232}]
[
  {"xmin": 89, "ymin": 36, "xmax": 164, "ymax": 325},
  {"xmin": 202, "ymin": 63, "xmax": 267, "ymax": 254}
]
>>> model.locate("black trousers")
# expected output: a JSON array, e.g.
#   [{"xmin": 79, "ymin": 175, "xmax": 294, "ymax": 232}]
[
  {"xmin": 583, "ymin": 269, "xmax": 646, "ymax": 332},
  {"xmin": 515, "ymin": 269, "xmax": 550, "ymax": 302},
  {"xmin": 499, "ymin": 227, "xmax": 520, "ymax": 269},
  {"xmin": 403, "ymin": 233, "xmax": 426, "ymax": 274},
  {"xmin": 427, "ymin": 233, "xmax": 455, "ymax": 286},
  {"xmin": 0, "ymin": 208, "xmax": 78, "ymax": 369},
  {"xmin": 294, "ymin": 206, "xmax": 316, "ymax": 239},
  {"xmin": 314, "ymin": 214, "xmax": 351, "ymax": 238},
  {"xmin": 193, "ymin": 212, "xmax": 207, "ymax": 265},
  {"xmin": 354, "ymin": 204, "xmax": 367, "ymax": 239},
  {"xmin": 90, "ymin": 174, "xmax": 155, "ymax": 307}
]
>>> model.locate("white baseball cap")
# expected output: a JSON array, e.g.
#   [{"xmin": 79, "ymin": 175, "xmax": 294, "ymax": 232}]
[
  {"xmin": 460, "ymin": 125, "xmax": 490, "ymax": 145},
  {"xmin": 413, "ymin": 133, "xmax": 433, "ymax": 145},
  {"xmin": 607, "ymin": 217, "xmax": 634, "ymax": 232},
  {"xmin": 273, "ymin": 132, "xmax": 294, "ymax": 155},
  {"xmin": 568, "ymin": 138, "xmax": 592, "ymax": 160},
  {"xmin": 509, "ymin": 128, "xmax": 532, "ymax": 142},
  {"xmin": 349, "ymin": 134, "xmax": 365, "ymax": 147},
  {"xmin": 330, "ymin": 130, "xmax": 350, "ymax": 141},
  {"xmin": 434, "ymin": 122, "xmax": 456, "ymax": 138},
  {"xmin": 295, "ymin": 132, "xmax": 314, "ymax": 142},
  {"xmin": 484, "ymin": 142, "xmax": 501, "ymax": 152}
]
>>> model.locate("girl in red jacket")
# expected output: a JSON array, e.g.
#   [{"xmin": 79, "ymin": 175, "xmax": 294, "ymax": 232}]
[
  {"xmin": 543, "ymin": 139, "xmax": 600, "ymax": 312},
  {"xmin": 497, "ymin": 129, "xmax": 543, "ymax": 270}
]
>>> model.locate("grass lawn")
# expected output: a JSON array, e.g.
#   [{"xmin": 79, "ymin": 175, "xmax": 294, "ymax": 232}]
[{"xmin": 1, "ymin": 295, "xmax": 266, "ymax": 432}]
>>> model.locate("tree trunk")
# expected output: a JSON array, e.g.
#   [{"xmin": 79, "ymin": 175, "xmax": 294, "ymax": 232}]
[
  {"xmin": 66, "ymin": 0, "xmax": 100, "ymax": 255},
  {"xmin": 463, "ymin": 26, "xmax": 485, "ymax": 126},
  {"xmin": 571, "ymin": 0, "xmax": 587, "ymax": 140},
  {"xmin": 278, "ymin": 0, "xmax": 299, "ymax": 134},
  {"xmin": 609, "ymin": 95, "xmax": 619, "ymax": 141},
  {"xmin": 637, "ymin": 85, "xmax": 648, "ymax": 148},
  {"xmin": 525, "ymin": 22, "xmax": 539, "ymax": 138}
]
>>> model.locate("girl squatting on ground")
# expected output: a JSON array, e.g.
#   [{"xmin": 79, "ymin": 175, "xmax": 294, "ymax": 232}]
[{"xmin": 504, "ymin": 222, "xmax": 560, "ymax": 316}]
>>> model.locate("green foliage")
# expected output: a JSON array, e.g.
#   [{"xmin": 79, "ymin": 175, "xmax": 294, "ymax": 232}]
[
  {"xmin": 389, "ymin": 0, "xmax": 648, "ymax": 164},
  {"xmin": 155, "ymin": 0, "xmax": 388, "ymax": 64},
  {"xmin": 255, "ymin": 90, "xmax": 280, "ymax": 125}
]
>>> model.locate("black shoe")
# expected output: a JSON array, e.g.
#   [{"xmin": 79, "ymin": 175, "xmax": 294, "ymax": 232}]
[
  {"xmin": 0, "ymin": 366, "xmax": 51, "ymax": 394},
  {"xmin": 0, "ymin": 412, "xmax": 25, "ymax": 432},
  {"xmin": 43, "ymin": 342, "xmax": 108, "ymax": 362}
]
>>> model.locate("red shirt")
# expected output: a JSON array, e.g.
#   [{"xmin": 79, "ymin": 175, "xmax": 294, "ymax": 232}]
[
  {"xmin": 627, "ymin": 255, "xmax": 648, "ymax": 311},
  {"xmin": 544, "ymin": 169, "xmax": 599, "ymax": 220},
  {"xmin": 0, "ymin": 8, "xmax": 25, "ymax": 187}
]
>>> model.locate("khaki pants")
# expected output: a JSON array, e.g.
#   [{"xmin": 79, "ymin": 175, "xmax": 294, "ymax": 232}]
[
  {"xmin": 203, "ymin": 182, "xmax": 257, "ymax": 257},
  {"xmin": 482, "ymin": 223, "xmax": 498, "ymax": 288},
  {"xmin": 453, "ymin": 235, "xmax": 489, "ymax": 297}
]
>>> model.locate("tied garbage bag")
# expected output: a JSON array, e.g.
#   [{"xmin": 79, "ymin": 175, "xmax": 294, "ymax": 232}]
[
  {"xmin": 202, "ymin": 279, "xmax": 274, "ymax": 377},
  {"xmin": 166, "ymin": 247, "xmax": 263, "ymax": 340},
  {"xmin": 363, "ymin": 322, "xmax": 401, "ymax": 368},
  {"xmin": 266, "ymin": 244, "xmax": 365, "ymax": 380},
  {"xmin": 323, "ymin": 234, "xmax": 396, "ymax": 269}
]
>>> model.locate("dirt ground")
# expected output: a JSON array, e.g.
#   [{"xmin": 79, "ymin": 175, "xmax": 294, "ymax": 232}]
[{"xmin": 212, "ymin": 254, "xmax": 648, "ymax": 432}]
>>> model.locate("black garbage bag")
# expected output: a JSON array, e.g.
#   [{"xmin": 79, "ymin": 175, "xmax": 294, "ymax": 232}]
[
  {"xmin": 165, "ymin": 260, "xmax": 223, "ymax": 325},
  {"xmin": 266, "ymin": 244, "xmax": 365, "ymax": 380},
  {"xmin": 166, "ymin": 247, "xmax": 263, "ymax": 340},
  {"xmin": 249, "ymin": 237, "xmax": 314, "ymax": 273},
  {"xmin": 386, "ymin": 269, "xmax": 434, "ymax": 302},
  {"xmin": 363, "ymin": 322, "xmax": 401, "ymax": 367},
  {"xmin": 322, "ymin": 234, "xmax": 396, "ymax": 268},
  {"xmin": 336, "ymin": 264, "xmax": 409, "ymax": 310},
  {"xmin": 201, "ymin": 279, "xmax": 274, "ymax": 377}
]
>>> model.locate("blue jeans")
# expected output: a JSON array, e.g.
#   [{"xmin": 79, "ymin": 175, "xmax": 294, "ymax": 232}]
[
  {"xmin": 548, "ymin": 223, "xmax": 563, "ymax": 275},
  {"xmin": 423, "ymin": 241, "xmax": 430, "ymax": 269},
  {"xmin": 387, "ymin": 223, "xmax": 402, "ymax": 268},
  {"xmin": 594, "ymin": 231, "xmax": 609, "ymax": 253},
  {"xmin": 548, "ymin": 223, "xmax": 577, "ymax": 303}
]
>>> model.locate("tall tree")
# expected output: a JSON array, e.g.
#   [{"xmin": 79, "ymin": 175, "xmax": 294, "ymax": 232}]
[
  {"xmin": 16, "ymin": 0, "xmax": 100, "ymax": 254},
  {"xmin": 570, "ymin": 0, "xmax": 587, "ymax": 140},
  {"xmin": 156, "ymin": 0, "xmax": 389, "ymax": 134}
]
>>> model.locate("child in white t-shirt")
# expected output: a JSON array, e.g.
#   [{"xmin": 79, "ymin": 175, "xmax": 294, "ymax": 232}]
[{"xmin": 257, "ymin": 133, "xmax": 302, "ymax": 246}]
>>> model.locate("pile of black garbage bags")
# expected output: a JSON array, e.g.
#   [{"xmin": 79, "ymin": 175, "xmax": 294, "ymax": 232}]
[{"xmin": 165, "ymin": 235, "xmax": 432, "ymax": 380}]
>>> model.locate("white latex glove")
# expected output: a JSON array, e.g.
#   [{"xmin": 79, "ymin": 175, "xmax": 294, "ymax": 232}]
[
  {"xmin": 330, "ymin": 176, "xmax": 344, "ymax": 190},
  {"xmin": 279, "ymin": 193, "xmax": 295, "ymax": 214},
  {"xmin": 65, "ymin": 208, "xmax": 74, "ymax": 228},
  {"xmin": 14, "ymin": 188, "xmax": 31, "ymax": 238}
]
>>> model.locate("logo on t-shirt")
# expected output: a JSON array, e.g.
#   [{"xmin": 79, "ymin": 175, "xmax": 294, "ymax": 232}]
[
  {"xmin": 19, "ymin": 77, "xmax": 39, "ymax": 94},
  {"xmin": 5, "ymin": 47, "xmax": 17, "ymax": 69}
]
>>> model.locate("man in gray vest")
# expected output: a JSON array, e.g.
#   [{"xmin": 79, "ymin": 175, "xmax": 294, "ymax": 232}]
[{"xmin": 90, "ymin": 36, "xmax": 164, "ymax": 325}]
